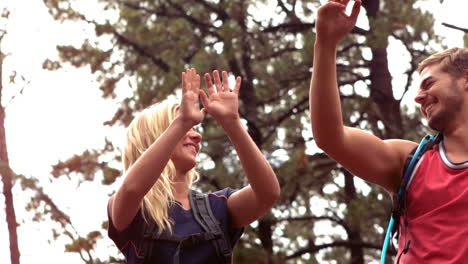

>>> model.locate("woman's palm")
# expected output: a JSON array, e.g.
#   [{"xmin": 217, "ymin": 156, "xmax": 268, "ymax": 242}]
[{"xmin": 200, "ymin": 70, "xmax": 242, "ymax": 124}]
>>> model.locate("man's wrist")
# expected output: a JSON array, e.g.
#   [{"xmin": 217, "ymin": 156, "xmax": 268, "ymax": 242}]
[{"xmin": 314, "ymin": 38, "xmax": 338, "ymax": 52}]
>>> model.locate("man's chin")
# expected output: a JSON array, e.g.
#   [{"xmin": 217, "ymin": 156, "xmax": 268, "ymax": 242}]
[{"xmin": 427, "ymin": 116, "xmax": 445, "ymax": 132}]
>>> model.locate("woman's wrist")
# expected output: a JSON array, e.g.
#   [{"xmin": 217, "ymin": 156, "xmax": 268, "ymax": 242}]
[
  {"xmin": 172, "ymin": 115, "xmax": 196, "ymax": 132},
  {"xmin": 219, "ymin": 116, "xmax": 243, "ymax": 133}
]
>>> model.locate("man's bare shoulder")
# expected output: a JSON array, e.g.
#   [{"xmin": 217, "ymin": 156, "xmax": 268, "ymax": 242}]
[
  {"xmin": 384, "ymin": 139, "xmax": 418, "ymax": 156},
  {"xmin": 384, "ymin": 138, "xmax": 419, "ymax": 176}
]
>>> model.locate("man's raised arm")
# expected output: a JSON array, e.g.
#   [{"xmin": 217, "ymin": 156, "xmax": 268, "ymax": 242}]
[{"xmin": 309, "ymin": 0, "xmax": 415, "ymax": 193}]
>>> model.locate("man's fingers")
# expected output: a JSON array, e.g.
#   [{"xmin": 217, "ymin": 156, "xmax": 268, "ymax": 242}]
[
  {"xmin": 320, "ymin": 1, "xmax": 346, "ymax": 14},
  {"xmin": 350, "ymin": 0, "xmax": 361, "ymax": 22}
]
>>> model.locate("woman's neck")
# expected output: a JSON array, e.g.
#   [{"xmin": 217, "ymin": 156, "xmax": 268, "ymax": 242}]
[{"xmin": 172, "ymin": 172, "xmax": 190, "ymax": 201}]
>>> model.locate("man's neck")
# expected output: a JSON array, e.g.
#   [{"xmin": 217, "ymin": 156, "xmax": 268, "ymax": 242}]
[{"xmin": 442, "ymin": 124, "xmax": 468, "ymax": 163}]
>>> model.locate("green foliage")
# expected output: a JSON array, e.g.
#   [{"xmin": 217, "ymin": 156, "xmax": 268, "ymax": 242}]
[
  {"xmin": 51, "ymin": 139, "xmax": 121, "ymax": 185},
  {"xmin": 43, "ymin": 0, "xmax": 84, "ymax": 21},
  {"xmin": 65, "ymin": 231, "xmax": 102, "ymax": 253}
]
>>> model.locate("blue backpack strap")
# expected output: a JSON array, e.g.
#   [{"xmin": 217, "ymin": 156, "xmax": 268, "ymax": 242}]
[
  {"xmin": 380, "ymin": 133, "xmax": 442, "ymax": 264},
  {"xmin": 392, "ymin": 134, "xmax": 442, "ymax": 238},
  {"xmin": 189, "ymin": 190, "xmax": 232, "ymax": 263}
]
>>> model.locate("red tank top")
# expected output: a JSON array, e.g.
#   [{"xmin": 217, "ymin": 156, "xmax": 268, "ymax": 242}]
[{"xmin": 397, "ymin": 142, "xmax": 468, "ymax": 263}]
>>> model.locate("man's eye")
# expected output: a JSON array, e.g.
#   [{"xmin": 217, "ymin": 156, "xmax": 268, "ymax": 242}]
[{"xmin": 421, "ymin": 81, "xmax": 432, "ymax": 91}]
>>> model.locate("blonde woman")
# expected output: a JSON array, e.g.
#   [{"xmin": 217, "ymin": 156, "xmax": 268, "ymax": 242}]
[{"xmin": 107, "ymin": 68, "xmax": 280, "ymax": 263}]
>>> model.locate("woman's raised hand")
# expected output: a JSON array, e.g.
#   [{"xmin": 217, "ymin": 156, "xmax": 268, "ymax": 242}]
[
  {"xmin": 200, "ymin": 70, "xmax": 242, "ymax": 127},
  {"xmin": 179, "ymin": 68, "xmax": 205, "ymax": 127}
]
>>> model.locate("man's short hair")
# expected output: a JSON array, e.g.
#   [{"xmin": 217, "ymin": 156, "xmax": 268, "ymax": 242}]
[{"xmin": 418, "ymin": 48, "xmax": 468, "ymax": 78}]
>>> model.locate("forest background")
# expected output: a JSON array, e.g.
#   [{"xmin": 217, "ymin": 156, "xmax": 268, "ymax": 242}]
[{"xmin": 1, "ymin": 0, "xmax": 467, "ymax": 263}]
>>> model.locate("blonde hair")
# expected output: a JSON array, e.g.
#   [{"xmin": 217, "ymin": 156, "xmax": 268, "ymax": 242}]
[
  {"xmin": 418, "ymin": 48, "xmax": 468, "ymax": 78},
  {"xmin": 123, "ymin": 102, "xmax": 199, "ymax": 233}
]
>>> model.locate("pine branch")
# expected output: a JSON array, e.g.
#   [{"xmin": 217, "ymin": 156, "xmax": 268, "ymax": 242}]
[
  {"xmin": 285, "ymin": 240, "xmax": 393, "ymax": 260},
  {"xmin": 442, "ymin": 22, "xmax": 468, "ymax": 33},
  {"xmin": 111, "ymin": 29, "xmax": 170, "ymax": 72}
]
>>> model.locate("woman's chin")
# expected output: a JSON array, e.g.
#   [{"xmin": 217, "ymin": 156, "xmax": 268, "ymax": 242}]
[{"xmin": 176, "ymin": 161, "xmax": 196, "ymax": 174}]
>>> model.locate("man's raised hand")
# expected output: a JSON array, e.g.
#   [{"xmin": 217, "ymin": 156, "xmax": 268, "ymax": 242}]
[{"xmin": 315, "ymin": 0, "xmax": 361, "ymax": 46}]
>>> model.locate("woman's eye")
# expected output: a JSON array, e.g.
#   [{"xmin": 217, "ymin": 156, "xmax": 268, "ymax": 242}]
[{"xmin": 193, "ymin": 125, "xmax": 203, "ymax": 133}]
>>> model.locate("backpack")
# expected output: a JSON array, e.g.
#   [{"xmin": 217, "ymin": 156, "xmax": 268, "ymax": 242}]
[
  {"xmin": 136, "ymin": 190, "xmax": 232, "ymax": 264},
  {"xmin": 380, "ymin": 134, "xmax": 442, "ymax": 264}
]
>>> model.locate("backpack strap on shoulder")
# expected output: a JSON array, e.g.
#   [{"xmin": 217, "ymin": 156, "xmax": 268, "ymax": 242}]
[
  {"xmin": 390, "ymin": 146, "xmax": 417, "ymax": 241},
  {"xmin": 136, "ymin": 214, "xmax": 157, "ymax": 264},
  {"xmin": 391, "ymin": 133, "xmax": 442, "ymax": 239},
  {"xmin": 189, "ymin": 190, "xmax": 232, "ymax": 263},
  {"xmin": 139, "ymin": 221, "xmax": 218, "ymax": 264},
  {"xmin": 380, "ymin": 133, "xmax": 442, "ymax": 264}
]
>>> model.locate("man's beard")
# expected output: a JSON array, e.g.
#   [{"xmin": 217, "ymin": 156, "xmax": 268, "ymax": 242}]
[{"xmin": 427, "ymin": 93, "xmax": 463, "ymax": 132}]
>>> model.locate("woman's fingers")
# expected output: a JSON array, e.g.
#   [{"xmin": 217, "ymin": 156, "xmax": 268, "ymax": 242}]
[
  {"xmin": 182, "ymin": 68, "xmax": 201, "ymax": 96},
  {"xmin": 213, "ymin": 70, "xmax": 223, "ymax": 92},
  {"xmin": 233, "ymin": 76, "xmax": 242, "ymax": 94},
  {"xmin": 181, "ymin": 71, "xmax": 186, "ymax": 93},
  {"xmin": 201, "ymin": 70, "xmax": 242, "ymax": 95},
  {"xmin": 200, "ymin": 89, "xmax": 209, "ymax": 108},
  {"xmin": 204, "ymin": 73, "xmax": 215, "ymax": 95},
  {"xmin": 192, "ymin": 70, "xmax": 200, "ymax": 93},
  {"xmin": 222, "ymin": 71, "xmax": 230, "ymax": 91}
]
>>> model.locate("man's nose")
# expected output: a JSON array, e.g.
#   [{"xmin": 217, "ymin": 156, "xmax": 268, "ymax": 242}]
[{"xmin": 414, "ymin": 92, "xmax": 426, "ymax": 105}]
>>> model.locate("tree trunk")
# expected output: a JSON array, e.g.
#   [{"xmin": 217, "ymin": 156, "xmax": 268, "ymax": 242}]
[
  {"xmin": 362, "ymin": 0, "xmax": 403, "ymax": 139},
  {"xmin": 0, "ymin": 47, "xmax": 21, "ymax": 264},
  {"xmin": 343, "ymin": 170, "xmax": 364, "ymax": 264},
  {"xmin": 369, "ymin": 47, "xmax": 403, "ymax": 139},
  {"xmin": 257, "ymin": 217, "xmax": 274, "ymax": 263}
]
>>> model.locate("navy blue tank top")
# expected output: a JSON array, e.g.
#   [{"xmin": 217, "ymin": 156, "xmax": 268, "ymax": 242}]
[{"xmin": 108, "ymin": 188, "xmax": 244, "ymax": 263}]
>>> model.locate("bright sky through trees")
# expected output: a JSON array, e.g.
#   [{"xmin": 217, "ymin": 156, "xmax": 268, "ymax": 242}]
[{"xmin": 0, "ymin": 0, "xmax": 466, "ymax": 263}]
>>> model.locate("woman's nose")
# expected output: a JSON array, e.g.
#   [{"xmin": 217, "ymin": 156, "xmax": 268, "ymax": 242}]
[{"xmin": 189, "ymin": 128, "xmax": 202, "ymax": 143}]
